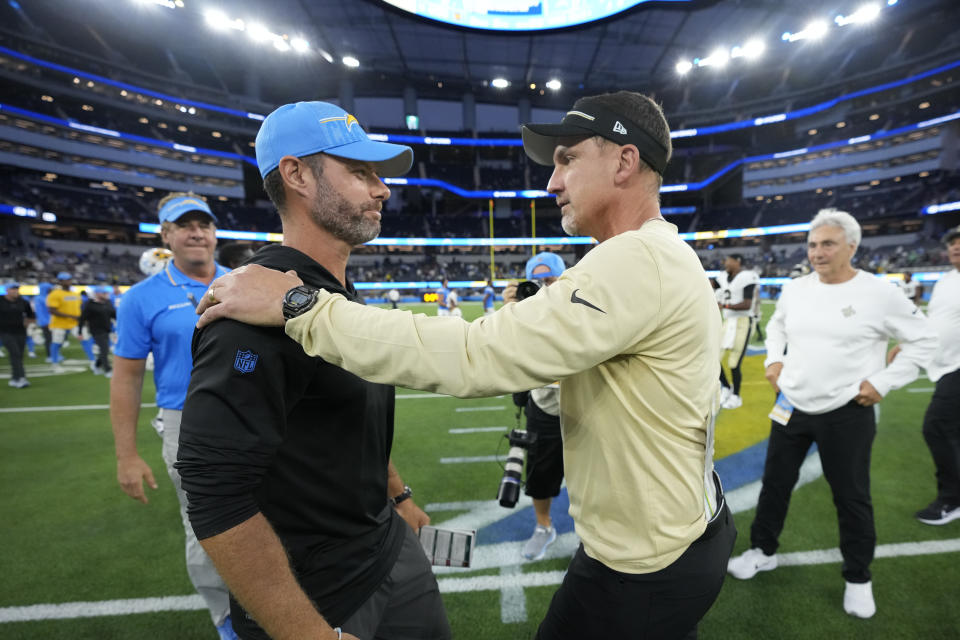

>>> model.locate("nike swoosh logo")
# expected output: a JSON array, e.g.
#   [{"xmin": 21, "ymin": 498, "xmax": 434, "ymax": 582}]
[{"xmin": 570, "ymin": 289, "xmax": 605, "ymax": 314}]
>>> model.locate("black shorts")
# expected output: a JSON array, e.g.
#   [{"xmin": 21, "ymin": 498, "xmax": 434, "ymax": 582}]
[{"xmin": 524, "ymin": 398, "xmax": 564, "ymax": 500}]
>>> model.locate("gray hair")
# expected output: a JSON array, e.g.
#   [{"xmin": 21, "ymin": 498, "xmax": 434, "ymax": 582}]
[{"xmin": 809, "ymin": 208, "xmax": 861, "ymax": 250}]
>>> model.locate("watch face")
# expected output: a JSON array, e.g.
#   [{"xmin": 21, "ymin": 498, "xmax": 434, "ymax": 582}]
[{"xmin": 289, "ymin": 290, "xmax": 311, "ymax": 306}]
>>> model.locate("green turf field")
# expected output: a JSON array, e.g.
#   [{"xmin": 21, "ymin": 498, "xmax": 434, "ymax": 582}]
[{"xmin": 1, "ymin": 300, "xmax": 957, "ymax": 639}]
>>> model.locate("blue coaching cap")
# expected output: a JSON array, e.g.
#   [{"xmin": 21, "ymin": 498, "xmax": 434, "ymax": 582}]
[
  {"xmin": 57, "ymin": 271, "xmax": 72, "ymax": 280},
  {"xmin": 158, "ymin": 195, "xmax": 218, "ymax": 224},
  {"xmin": 525, "ymin": 252, "xmax": 566, "ymax": 280},
  {"xmin": 254, "ymin": 101, "xmax": 414, "ymax": 179}
]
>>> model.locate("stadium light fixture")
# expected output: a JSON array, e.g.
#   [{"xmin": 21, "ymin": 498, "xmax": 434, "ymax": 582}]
[
  {"xmin": 782, "ymin": 21, "xmax": 829, "ymax": 42},
  {"xmin": 247, "ymin": 22, "xmax": 271, "ymax": 43},
  {"xmin": 546, "ymin": 79, "xmax": 562, "ymax": 90},
  {"xmin": 204, "ymin": 9, "xmax": 231, "ymax": 30},
  {"xmin": 273, "ymin": 38, "xmax": 291, "ymax": 52},
  {"xmin": 741, "ymin": 39, "xmax": 765, "ymax": 60},
  {"xmin": 343, "ymin": 56, "xmax": 360, "ymax": 68},
  {"xmin": 835, "ymin": 4, "xmax": 881, "ymax": 26},
  {"xmin": 805, "ymin": 21, "xmax": 829, "ymax": 40},
  {"xmin": 675, "ymin": 60, "xmax": 693, "ymax": 75},
  {"xmin": 291, "ymin": 37, "xmax": 310, "ymax": 53},
  {"xmin": 491, "ymin": 77, "xmax": 510, "ymax": 89},
  {"xmin": 702, "ymin": 48, "xmax": 729, "ymax": 68}
]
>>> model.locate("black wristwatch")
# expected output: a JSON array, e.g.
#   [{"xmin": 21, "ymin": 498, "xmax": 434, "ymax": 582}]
[
  {"xmin": 391, "ymin": 485, "xmax": 413, "ymax": 506},
  {"xmin": 282, "ymin": 285, "xmax": 320, "ymax": 320}
]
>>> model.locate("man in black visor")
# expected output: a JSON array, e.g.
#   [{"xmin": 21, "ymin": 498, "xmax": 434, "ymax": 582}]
[{"xmin": 194, "ymin": 91, "xmax": 735, "ymax": 639}]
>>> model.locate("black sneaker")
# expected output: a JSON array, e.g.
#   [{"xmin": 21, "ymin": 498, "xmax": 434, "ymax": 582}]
[{"xmin": 915, "ymin": 501, "xmax": 960, "ymax": 525}]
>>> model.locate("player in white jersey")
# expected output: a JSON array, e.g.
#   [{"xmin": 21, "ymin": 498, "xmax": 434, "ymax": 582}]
[
  {"xmin": 715, "ymin": 254, "xmax": 759, "ymax": 409},
  {"xmin": 898, "ymin": 272, "xmax": 923, "ymax": 305}
]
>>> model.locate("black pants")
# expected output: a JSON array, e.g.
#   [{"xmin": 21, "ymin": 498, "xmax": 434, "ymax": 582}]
[
  {"xmin": 0, "ymin": 332, "xmax": 26, "ymax": 380},
  {"xmin": 536, "ymin": 503, "xmax": 736, "ymax": 640},
  {"xmin": 40, "ymin": 325, "xmax": 52, "ymax": 359},
  {"xmin": 922, "ymin": 369, "xmax": 960, "ymax": 505},
  {"xmin": 524, "ymin": 399, "xmax": 564, "ymax": 500},
  {"xmin": 92, "ymin": 331, "xmax": 111, "ymax": 372},
  {"xmin": 751, "ymin": 401, "xmax": 876, "ymax": 583}
]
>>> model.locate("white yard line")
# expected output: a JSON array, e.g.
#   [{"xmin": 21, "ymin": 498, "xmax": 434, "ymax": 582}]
[
  {"xmin": 498, "ymin": 566, "xmax": 528, "ymax": 623},
  {"xmin": 5, "ymin": 536, "xmax": 957, "ymax": 623},
  {"xmin": 449, "ymin": 426, "xmax": 509, "ymax": 434},
  {"xmin": 0, "ymin": 403, "xmax": 156, "ymax": 414},
  {"xmin": 440, "ymin": 455, "xmax": 505, "ymax": 464}
]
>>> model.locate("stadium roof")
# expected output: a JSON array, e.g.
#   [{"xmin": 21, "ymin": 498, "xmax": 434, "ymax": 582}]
[{"xmin": 2, "ymin": 0, "xmax": 958, "ymax": 111}]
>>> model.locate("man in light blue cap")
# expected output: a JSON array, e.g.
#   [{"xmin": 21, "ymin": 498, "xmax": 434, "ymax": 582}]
[
  {"xmin": 178, "ymin": 102, "xmax": 447, "ymax": 640},
  {"xmin": 507, "ymin": 252, "xmax": 568, "ymax": 561},
  {"xmin": 109, "ymin": 192, "xmax": 237, "ymax": 639}
]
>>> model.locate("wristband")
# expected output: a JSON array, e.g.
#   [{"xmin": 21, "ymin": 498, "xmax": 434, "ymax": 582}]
[{"xmin": 334, "ymin": 627, "xmax": 342, "ymax": 639}]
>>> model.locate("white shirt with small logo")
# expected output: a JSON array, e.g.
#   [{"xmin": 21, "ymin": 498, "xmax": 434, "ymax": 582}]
[
  {"xmin": 764, "ymin": 271, "xmax": 938, "ymax": 414},
  {"xmin": 926, "ymin": 268, "xmax": 960, "ymax": 381}
]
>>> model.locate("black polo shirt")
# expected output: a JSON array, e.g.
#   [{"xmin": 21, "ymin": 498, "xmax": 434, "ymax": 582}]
[
  {"xmin": 0, "ymin": 296, "xmax": 34, "ymax": 335},
  {"xmin": 79, "ymin": 299, "xmax": 116, "ymax": 335},
  {"xmin": 177, "ymin": 244, "xmax": 405, "ymax": 630}
]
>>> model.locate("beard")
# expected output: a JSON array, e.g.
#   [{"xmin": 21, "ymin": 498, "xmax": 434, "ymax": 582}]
[
  {"xmin": 560, "ymin": 208, "xmax": 580, "ymax": 236},
  {"xmin": 310, "ymin": 175, "xmax": 382, "ymax": 246}
]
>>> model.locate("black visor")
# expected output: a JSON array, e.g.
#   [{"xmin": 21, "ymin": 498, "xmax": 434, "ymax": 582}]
[{"xmin": 521, "ymin": 102, "xmax": 669, "ymax": 175}]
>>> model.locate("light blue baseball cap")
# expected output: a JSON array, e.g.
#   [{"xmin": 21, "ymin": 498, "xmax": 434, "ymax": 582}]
[
  {"xmin": 57, "ymin": 271, "xmax": 72, "ymax": 280},
  {"xmin": 255, "ymin": 101, "xmax": 413, "ymax": 179},
  {"xmin": 158, "ymin": 195, "xmax": 218, "ymax": 224},
  {"xmin": 525, "ymin": 252, "xmax": 566, "ymax": 280}
]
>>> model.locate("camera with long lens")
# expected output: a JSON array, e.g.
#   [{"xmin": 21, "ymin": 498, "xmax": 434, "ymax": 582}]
[
  {"xmin": 496, "ymin": 428, "xmax": 538, "ymax": 508},
  {"xmin": 514, "ymin": 280, "xmax": 541, "ymax": 301}
]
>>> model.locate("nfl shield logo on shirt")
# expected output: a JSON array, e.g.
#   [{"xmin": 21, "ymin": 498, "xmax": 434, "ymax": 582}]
[{"xmin": 234, "ymin": 349, "xmax": 258, "ymax": 374}]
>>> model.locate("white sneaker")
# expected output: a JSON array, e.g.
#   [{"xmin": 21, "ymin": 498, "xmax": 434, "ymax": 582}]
[
  {"xmin": 844, "ymin": 581, "xmax": 876, "ymax": 619},
  {"xmin": 16, "ymin": 378, "xmax": 30, "ymax": 388},
  {"xmin": 28, "ymin": 351, "xmax": 36, "ymax": 358},
  {"xmin": 722, "ymin": 394, "xmax": 743, "ymax": 410},
  {"xmin": 151, "ymin": 413, "xmax": 165, "ymax": 437},
  {"xmin": 720, "ymin": 386, "xmax": 732, "ymax": 406},
  {"xmin": 727, "ymin": 547, "xmax": 777, "ymax": 579},
  {"xmin": 7, "ymin": 378, "xmax": 17, "ymax": 387},
  {"xmin": 522, "ymin": 525, "xmax": 557, "ymax": 561}
]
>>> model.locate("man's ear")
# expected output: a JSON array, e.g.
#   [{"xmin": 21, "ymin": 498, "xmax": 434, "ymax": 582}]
[
  {"xmin": 278, "ymin": 156, "xmax": 316, "ymax": 202},
  {"xmin": 614, "ymin": 144, "xmax": 641, "ymax": 184}
]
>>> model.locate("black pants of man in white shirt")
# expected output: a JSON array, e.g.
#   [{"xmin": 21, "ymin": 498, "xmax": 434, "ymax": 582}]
[
  {"xmin": 922, "ymin": 369, "xmax": 960, "ymax": 507},
  {"xmin": 751, "ymin": 400, "xmax": 876, "ymax": 583}
]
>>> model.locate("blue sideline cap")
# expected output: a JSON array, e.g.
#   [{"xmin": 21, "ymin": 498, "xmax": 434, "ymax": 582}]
[
  {"xmin": 5, "ymin": 281, "xmax": 20, "ymax": 289},
  {"xmin": 57, "ymin": 271, "xmax": 72, "ymax": 280},
  {"xmin": 158, "ymin": 196, "xmax": 218, "ymax": 224},
  {"xmin": 525, "ymin": 252, "xmax": 566, "ymax": 280},
  {"xmin": 255, "ymin": 101, "xmax": 414, "ymax": 179}
]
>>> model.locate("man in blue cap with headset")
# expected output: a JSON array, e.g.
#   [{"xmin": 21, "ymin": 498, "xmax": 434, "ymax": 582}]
[
  {"xmin": 177, "ymin": 102, "xmax": 449, "ymax": 640},
  {"xmin": 109, "ymin": 192, "xmax": 236, "ymax": 639}
]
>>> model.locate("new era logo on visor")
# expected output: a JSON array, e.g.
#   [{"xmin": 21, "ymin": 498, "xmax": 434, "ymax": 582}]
[{"xmin": 613, "ymin": 121, "xmax": 628, "ymax": 135}]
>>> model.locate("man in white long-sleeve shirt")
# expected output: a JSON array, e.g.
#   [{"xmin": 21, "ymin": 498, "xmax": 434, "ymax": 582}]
[
  {"xmin": 727, "ymin": 208, "xmax": 938, "ymax": 620},
  {"xmin": 914, "ymin": 225, "xmax": 960, "ymax": 525}
]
